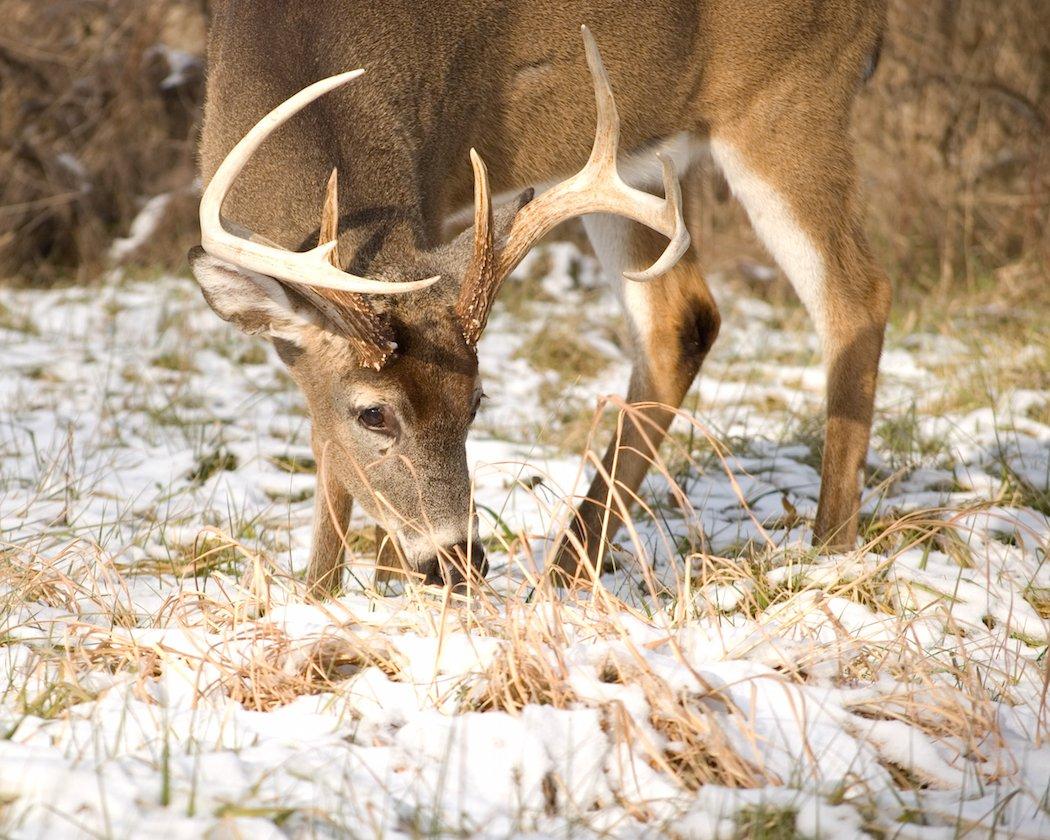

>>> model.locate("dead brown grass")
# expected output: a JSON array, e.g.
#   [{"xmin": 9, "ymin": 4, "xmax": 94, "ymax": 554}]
[
  {"xmin": 224, "ymin": 630, "xmax": 403, "ymax": 712},
  {"xmin": 858, "ymin": 0, "xmax": 1049, "ymax": 292},
  {"xmin": 0, "ymin": 0, "xmax": 206, "ymax": 284},
  {"xmin": 2, "ymin": 386, "xmax": 1040, "ymax": 825}
]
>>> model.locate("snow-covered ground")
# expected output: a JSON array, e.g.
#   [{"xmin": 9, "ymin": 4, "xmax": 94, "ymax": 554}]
[{"xmin": 1, "ymin": 245, "xmax": 1047, "ymax": 838}]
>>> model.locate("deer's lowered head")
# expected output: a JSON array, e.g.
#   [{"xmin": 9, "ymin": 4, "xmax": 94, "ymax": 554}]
[{"xmin": 189, "ymin": 29, "xmax": 688, "ymax": 589}]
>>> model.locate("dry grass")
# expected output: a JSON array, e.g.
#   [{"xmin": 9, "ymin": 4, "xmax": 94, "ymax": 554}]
[
  {"xmin": 0, "ymin": 0, "xmax": 206, "ymax": 284},
  {"xmin": 684, "ymin": 0, "xmax": 1049, "ymax": 299},
  {"xmin": 0, "ymin": 7, "xmax": 1046, "ymax": 829},
  {"xmin": 3, "ymin": 462, "xmax": 1030, "ymax": 801},
  {"xmin": 858, "ymin": 0, "xmax": 1049, "ymax": 292}
]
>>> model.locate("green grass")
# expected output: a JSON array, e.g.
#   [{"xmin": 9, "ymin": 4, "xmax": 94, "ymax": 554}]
[
  {"xmin": 268, "ymin": 453, "xmax": 316, "ymax": 474},
  {"xmin": 15, "ymin": 680, "xmax": 96, "ymax": 721},
  {"xmin": 187, "ymin": 447, "xmax": 239, "ymax": 484},
  {"xmin": 875, "ymin": 403, "xmax": 947, "ymax": 467},
  {"xmin": 152, "ymin": 350, "xmax": 198, "ymax": 373},
  {"xmin": 172, "ymin": 536, "xmax": 243, "ymax": 578},
  {"xmin": 236, "ymin": 344, "xmax": 269, "ymax": 365},
  {"xmin": 735, "ymin": 805, "xmax": 801, "ymax": 840},
  {"xmin": 1024, "ymin": 586, "xmax": 1050, "ymax": 619},
  {"xmin": 862, "ymin": 510, "xmax": 976, "ymax": 569},
  {"xmin": 996, "ymin": 462, "xmax": 1050, "ymax": 516}
]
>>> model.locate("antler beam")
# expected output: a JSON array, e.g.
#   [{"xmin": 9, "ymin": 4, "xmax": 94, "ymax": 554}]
[{"xmin": 199, "ymin": 71, "xmax": 439, "ymax": 296}]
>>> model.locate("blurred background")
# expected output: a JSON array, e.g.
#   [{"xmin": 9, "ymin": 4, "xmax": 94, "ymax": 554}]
[{"xmin": 1, "ymin": 0, "xmax": 1046, "ymax": 302}]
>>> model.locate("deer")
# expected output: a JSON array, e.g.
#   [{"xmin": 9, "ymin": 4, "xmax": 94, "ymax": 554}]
[{"xmin": 190, "ymin": 0, "xmax": 890, "ymax": 596}]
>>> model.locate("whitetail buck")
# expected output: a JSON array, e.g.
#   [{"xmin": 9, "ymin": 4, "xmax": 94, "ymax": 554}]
[{"xmin": 191, "ymin": 1, "xmax": 889, "ymax": 595}]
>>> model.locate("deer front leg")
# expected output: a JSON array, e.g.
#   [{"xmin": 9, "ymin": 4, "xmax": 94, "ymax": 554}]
[
  {"xmin": 305, "ymin": 436, "xmax": 353, "ymax": 597},
  {"xmin": 554, "ymin": 216, "xmax": 719, "ymax": 580}
]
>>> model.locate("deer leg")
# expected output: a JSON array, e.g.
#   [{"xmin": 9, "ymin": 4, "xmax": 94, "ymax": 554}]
[
  {"xmin": 305, "ymin": 435, "xmax": 353, "ymax": 597},
  {"xmin": 812, "ymin": 299, "xmax": 888, "ymax": 549},
  {"xmin": 711, "ymin": 118, "xmax": 891, "ymax": 553},
  {"xmin": 554, "ymin": 212, "xmax": 719, "ymax": 579}
]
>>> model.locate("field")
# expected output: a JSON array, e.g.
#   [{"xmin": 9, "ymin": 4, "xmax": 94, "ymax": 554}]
[
  {"xmin": 1, "ymin": 0, "xmax": 1048, "ymax": 835},
  {"xmin": 1, "ymin": 243, "xmax": 1048, "ymax": 838}
]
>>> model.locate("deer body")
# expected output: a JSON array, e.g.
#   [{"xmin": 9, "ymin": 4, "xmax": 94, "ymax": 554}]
[{"xmin": 194, "ymin": 0, "xmax": 890, "ymax": 592}]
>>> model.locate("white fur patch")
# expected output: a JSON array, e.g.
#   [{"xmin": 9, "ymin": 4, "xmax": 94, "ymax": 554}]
[
  {"xmin": 620, "ymin": 270, "xmax": 654, "ymax": 341},
  {"xmin": 582, "ymin": 215, "xmax": 654, "ymax": 340},
  {"xmin": 710, "ymin": 139, "xmax": 828, "ymax": 335},
  {"xmin": 350, "ymin": 386, "xmax": 398, "ymax": 413},
  {"xmin": 618, "ymin": 131, "xmax": 700, "ymax": 190}
]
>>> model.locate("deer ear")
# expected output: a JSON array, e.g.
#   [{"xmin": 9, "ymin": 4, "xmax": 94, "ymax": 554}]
[
  {"xmin": 188, "ymin": 247, "xmax": 322, "ymax": 344},
  {"xmin": 493, "ymin": 188, "xmax": 534, "ymax": 239}
]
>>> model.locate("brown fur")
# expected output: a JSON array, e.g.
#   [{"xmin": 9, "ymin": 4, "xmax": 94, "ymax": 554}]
[{"xmin": 196, "ymin": 0, "xmax": 890, "ymax": 593}]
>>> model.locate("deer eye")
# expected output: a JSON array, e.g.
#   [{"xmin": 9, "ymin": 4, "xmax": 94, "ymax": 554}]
[
  {"xmin": 358, "ymin": 405, "xmax": 396, "ymax": 436},
  {"xmin": 470, "ymin": 391, "xmax": 485, "ymax": 422}
]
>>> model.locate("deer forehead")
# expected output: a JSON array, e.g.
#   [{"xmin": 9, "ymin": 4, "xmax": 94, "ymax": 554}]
[
  {"xmin": 333, "ymin": 346, "xmax": 480, "ymax": 416},
  {"xmin": 397, "ymin": 355, "xmax": 481, "ymax": 422}
]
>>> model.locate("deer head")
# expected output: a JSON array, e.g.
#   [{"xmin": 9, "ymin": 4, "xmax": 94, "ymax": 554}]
[{"xmin": 188, "ymin": 28, "xmax": 688, "ymax": 586}]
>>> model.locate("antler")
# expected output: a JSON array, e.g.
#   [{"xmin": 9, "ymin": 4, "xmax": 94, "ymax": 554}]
[
  {"xmin": 457, "ymin": 25, "xmax": 690, "ymax": 344},
  {"xmin": 304, "ymin": 168, "xmax": 397, "ymax": 368},
  {"xmin": 199, "ymin": 70, "xmax": 439, "ymax": 296},
  {"xmin": 319, "ymin": 167, "xmax": 342, "ymax": 267}
]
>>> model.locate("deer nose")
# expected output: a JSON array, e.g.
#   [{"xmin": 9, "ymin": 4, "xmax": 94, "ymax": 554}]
[{"xmin": 420, "ymin": 540, "xmax": 488, "ymax": 588}]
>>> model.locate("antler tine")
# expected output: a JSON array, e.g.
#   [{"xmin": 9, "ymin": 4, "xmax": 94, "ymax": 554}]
[
  {"xmin": 626, "ymin": 153, "xmax": 688, "ymax": 281},
  {"xmin": 583, "ymin": 24, "xmax": 620, "ymax": 174},
  {"xmin": 309, "ymin": 166, "xmax": 397, "ymax": 368},
  {"xmin": 457, "ymin": 149, "xmax": 497, "ymax": 344},
  {"xmin": 199, "ymin": 71, "xmax": 439, "ymax": 296},
  {"xmin": 319, "ymin": 167, "xmax": 341, "ymax": 267},
  {"xmin": 577, "ymin": 26, "xmax": 688, "ymax": 281},
  {"xmin": 469, "ymin": 149, "xmax": 494, "ymax": 255}
]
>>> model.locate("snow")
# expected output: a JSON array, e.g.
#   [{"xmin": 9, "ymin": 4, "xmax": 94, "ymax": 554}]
[
  {"xmin": 108, "ymin": 193, "xmax": 174, "ymax": 262},
  {"xmin": 1, "ymin": 243, "xmax": 1048, "ymax": 838}
]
